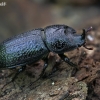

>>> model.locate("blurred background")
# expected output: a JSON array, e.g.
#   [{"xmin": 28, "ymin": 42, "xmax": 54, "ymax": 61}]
[{"xmin": 0, "ymin": 0, "xmax": 100, "ymax": 42}]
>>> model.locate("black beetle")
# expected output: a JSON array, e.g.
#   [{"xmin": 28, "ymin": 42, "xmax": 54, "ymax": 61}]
[{"xmin": 0, "ymin": 25, "xmax": 92, "ymax": 84}]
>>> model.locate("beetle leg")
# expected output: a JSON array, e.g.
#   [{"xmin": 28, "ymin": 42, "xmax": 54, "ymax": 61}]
[
  {"xmin": 11, "ymin": 65, "xmax": 26, "ymax": 82},
  {"xmin": 2, "ymin": 66, "xmax": 26, "ymax": 90},
  {"xmin": 40, "ymin": 59, "xmax": 48, "ymax": 77},
  {"xmin": 29, "ymin": 59, "xmax": 48, "ymax": 88},
  {"xmin": 58, "ymin": 54, "xmax": 76, "ymax": 67}
]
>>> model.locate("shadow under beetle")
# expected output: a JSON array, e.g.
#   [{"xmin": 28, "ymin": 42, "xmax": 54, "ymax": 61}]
[{"xmin": 0, "ymin": 25, "xmax": 92, "ymax": 88}]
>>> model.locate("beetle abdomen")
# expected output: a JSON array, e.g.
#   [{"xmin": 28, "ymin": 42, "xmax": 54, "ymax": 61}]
[{"xmin": 0, "ymin": 29, "xmax": 49, "ymax": 68}]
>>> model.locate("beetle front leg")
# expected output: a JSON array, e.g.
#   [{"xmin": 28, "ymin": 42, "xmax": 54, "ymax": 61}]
[{"xmin": 58, "ymin": 54, "xmax": 76, "ymax": 67}]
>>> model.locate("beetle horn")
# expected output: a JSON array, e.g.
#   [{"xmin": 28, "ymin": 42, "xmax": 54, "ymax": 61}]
[
  {"xmin": 81, "ymin": 29, "xmax": 86, "ymax": 39},
  {"xmin": 82, "ymin": 26, "xmax": 93, "ymax": 50},
  {"xmin": 81, "ymin": 26, "xmax": 93, "ymax": 39}
]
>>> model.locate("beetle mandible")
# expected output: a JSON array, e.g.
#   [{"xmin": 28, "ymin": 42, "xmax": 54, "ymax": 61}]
[{"xmin": 0, "ymin": 25, "xmax": 92, "ymax": 83}]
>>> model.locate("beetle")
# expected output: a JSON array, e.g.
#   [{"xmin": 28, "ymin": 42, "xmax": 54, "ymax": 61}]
[{"xmin": 0, "ymin": 25, "xmax": 92, "ymax": 85}]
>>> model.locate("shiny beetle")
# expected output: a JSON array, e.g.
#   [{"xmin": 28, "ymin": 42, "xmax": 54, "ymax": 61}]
[{"xmin": 0, "ymin": 25, "xmax": 92, "ymax": 80}]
